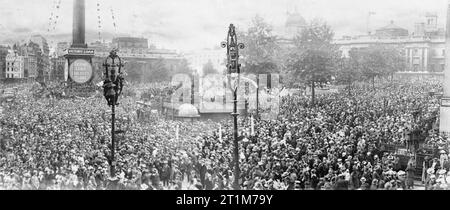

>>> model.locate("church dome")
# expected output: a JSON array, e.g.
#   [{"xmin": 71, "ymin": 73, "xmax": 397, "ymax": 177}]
[
  {"xmin": 375, "ymin": 20, "xmax": 409, "ymax": 37},
  {"xmin": 285, "ymin": 12, "xmax": 307, "ymax": 27},
  {"xmin": 177, "ymin": 103, "xmax": 200, "ymax": 118}
]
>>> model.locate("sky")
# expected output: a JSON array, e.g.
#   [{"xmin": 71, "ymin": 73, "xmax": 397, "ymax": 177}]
[{"xmin": 0, "ymin": 0, "xmax": 449, "ymax": 52}]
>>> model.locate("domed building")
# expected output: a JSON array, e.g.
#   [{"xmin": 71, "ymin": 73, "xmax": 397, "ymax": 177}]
[
  {"xmin": 285, "ymin": 9, "xmax": 307, "ymax": 39},
  {"xmin": 176, "ymin": 103, "xmax": 200, "ymax": 122},
  {"xmin": 375, "ymin": 20, "xmax": 409, "ymax": 38},
  {"xmin": 275, "ymin": 8, "xmax": 308, "ymax": 47}
]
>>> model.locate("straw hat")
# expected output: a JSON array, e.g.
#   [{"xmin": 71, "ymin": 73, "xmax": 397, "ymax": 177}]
[{"xmin": 397, "ymin": 171, "xmax": 406, "ymax": 176}]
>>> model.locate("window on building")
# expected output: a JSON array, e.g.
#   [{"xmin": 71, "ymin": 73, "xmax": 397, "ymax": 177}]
[
  {"xmin": 443, "ymin": 49, "xmax": 446, "ymax": 56},
  {"xmin": 413, "ymin": 49, "xmax": 418, "ymax": 56},
  {"xmin": 430, "ymin": 64, "xmax": 435, "ymax": 72}
]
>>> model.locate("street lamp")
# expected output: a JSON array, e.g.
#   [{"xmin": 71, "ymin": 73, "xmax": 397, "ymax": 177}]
[
  {"xmin": 221, "ymin": 23, "xmax": 245, "ymax": 190},
  {"xmin": 102, "ymin": 49, "xmax": 124, "ymax": 178}
]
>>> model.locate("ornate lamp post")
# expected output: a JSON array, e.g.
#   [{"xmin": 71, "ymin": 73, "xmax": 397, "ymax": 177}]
[
  {"xmin": 221, "ymin": 24, "xmax": 245, "ymax": 190},
  {"xmin": 103, "ymin": 49, "xmax": 124, "ymax": 177}
]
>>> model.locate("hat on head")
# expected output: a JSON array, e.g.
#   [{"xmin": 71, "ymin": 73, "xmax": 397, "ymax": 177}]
[{"xmin": 397, "ymin": 171, "xmax": 406, "ymax": 176}]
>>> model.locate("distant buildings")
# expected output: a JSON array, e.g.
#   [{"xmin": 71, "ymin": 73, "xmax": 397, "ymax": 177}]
[
  {"xmin": 2, "ymin": 35, "xmax": 51, "ymax": 80},
  {"xmin": 50, "ymin": 56, "xmax": 66, "ymax": 81},
  {"xmin": 184, "ymin": 10, "xmax": 308, "ymax": 76},
  {"xmin": 4, "ymin": 37, "xmax": 50, "ymax": 80},
  {"xmin": 184, "ymin": 49, "xmax": 225, "ymax": 76},
  {"xmin": 274, "ymin": 8, "xmax": 308, "ymax": 47},
  {"xmin": 56, "ymin": 42, "xmax": 70, "ymax": 57},
  {"xmin": 374, "ymin": 21, "xmax": 409, "ymax": 38},
  {"xmin": 48, "ymin": 37, "xmax": 186, "ymax": 83},
  {"xmin": 5, "ymin": 50, "xmax": 37, "ymax": 79},
  {"xmin": 30, "ymin": 35, "xmax": 50, "ymax": 56},
  {"xmin": 0, "ymin": 45, "xmax": 9, "ymax": 79},
  {"xmin": 112, "ymin": 37, "xmax": 148, "ymax": 49},
  {"xmin": 335, "ymin": 13, "xmax": 446, "ymax": 73},
  {"xmin": 282, "ymin": 8, "xmax": 307, "ymax": 41}
]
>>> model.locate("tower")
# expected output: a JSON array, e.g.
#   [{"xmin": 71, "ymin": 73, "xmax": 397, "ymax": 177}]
[
  {"xmin": 285, "ymin": 6, "xmax": 306, "ymax": 39},
  {"xmin": 425, "ymin": 12, "xmax": 438, "ymax": 32},
  {"xmin": 64, "ymin": 0, "xmax": 95, "ymax": 85}
]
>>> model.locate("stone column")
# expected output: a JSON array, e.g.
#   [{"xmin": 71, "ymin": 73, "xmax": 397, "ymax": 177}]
[
  {"xmin": 72, "ymin": 0, "xmax": 86, "ymax": 48},
  {"xmin": 439, "ymin": 0, "xmax": 450, "ymax": 135}
]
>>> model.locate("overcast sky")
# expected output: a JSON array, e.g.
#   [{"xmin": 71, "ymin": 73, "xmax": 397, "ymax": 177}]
[{"xmin": 0, "ymin": 0, "xmax": 448, "ymax": 52}]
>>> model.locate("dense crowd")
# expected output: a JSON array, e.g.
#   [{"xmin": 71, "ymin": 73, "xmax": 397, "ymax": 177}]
[
  {"xmin": 192, "ymin": 79, "xmax": 449, "ymax": 190},
  {"xmin": 0, "ymin": 79, "xmax": 449, "ymax": 190}
]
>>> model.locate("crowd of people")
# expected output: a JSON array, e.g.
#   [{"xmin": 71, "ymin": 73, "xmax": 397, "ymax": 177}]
[{"xmin": 0, "ymin": 78, "xmax": 449, "ymax": 190}]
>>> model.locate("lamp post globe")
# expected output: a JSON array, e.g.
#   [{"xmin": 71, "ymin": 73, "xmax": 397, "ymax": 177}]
[
  {"xmin": 222, "ymin": 23, "xmax": 245, "ymax": 190},
  {"xmin": 102, "ymin": 49, "xmax": 124, "ymax": 178}
]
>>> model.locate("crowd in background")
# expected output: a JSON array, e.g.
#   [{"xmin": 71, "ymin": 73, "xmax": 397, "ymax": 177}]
[{"xmin": 0, "ymin": 79, "xmax": 449, "ymax": 190}]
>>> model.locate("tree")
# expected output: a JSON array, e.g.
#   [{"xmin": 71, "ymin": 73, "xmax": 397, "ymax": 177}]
[
  {"xmin": 124, "ymin": 61, "xmax": 143, "ymax": 83},
  {"xmin": 286, "ymin": 19, "xmax": 338, "ymax": 106},
  {"xmin": 383, "ymin": 46, "xmax": 407, "ymax": 80},
  {"xmin": 147, "ymin": 59, "xmax": 170, "ymax": 82},
  {"xmin": 239, "ymin": 15, "xmax": 280, "ymax": 75},
  {"xmin": 353, "ymin": 45, "xmax": 406, "ymax": 89},
  {"xmin": 170, "ymin": 59, "xmax": 192, "ymax": 76},
  {"xmin": 356, "ymin": 47, "xmax": 384, "ymax": 89},
  {"xmin": 202, "ymin": 60, "xmax": 217, "ymax": 76},
  {"xmin": 335, "ymin": 56, "xmax": 360, "ymax": 95}
]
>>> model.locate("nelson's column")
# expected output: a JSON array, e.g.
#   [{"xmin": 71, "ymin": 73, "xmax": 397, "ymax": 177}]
[{"xmin": 64, "ymin": 0, "xmax": 95, "ymax": 87}]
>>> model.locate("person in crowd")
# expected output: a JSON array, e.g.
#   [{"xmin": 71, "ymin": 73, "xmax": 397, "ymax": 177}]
[{"xmin": 0, "ymin": 79, "xmax": 448, "ymax": 190}]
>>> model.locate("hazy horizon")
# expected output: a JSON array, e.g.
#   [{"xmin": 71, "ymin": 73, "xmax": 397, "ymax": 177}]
[{"xmin": 0, "ymin": 0, "xmax": 448, "ymax": 52}]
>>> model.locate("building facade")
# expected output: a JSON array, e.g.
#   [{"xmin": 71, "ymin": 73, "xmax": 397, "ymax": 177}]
[
  {"xmin": 375, "ymin": 21, "xmax": 409, "ymax": 38},
  {"xmin": 335, "ymin": 14, "xmax": 446, "ymax": 73},
  {"xmin": 0, "ymin": 45, "xmax": 9, "ymax": 80},
  {"xmin": 56, "ymin": 42, "xmax": 70, "ymax": 58},
  {"xmin": 49, "ymin": 38, "xmax": 185, "ymax": 83},
  {"xmin": 50, "ymin": 56, "xmax": 66, "ymax": 81},
  {"xmin": 184, "ymin": 49, "xmax": 226, "ymax": 76},
  {"xmin": 6, "ymin": 54, "xmax": 38, "ymax": 79},
  {"xmin": 4, "ymin": 36, "xmax": 52, "ymax": 80},
  {"xmin": 112, "ymin": 37, "xmax": 148, "ymax": 49},
  {"xmin": 91, "ymin": 38, "xmax": 185, "ymax": 83}
]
